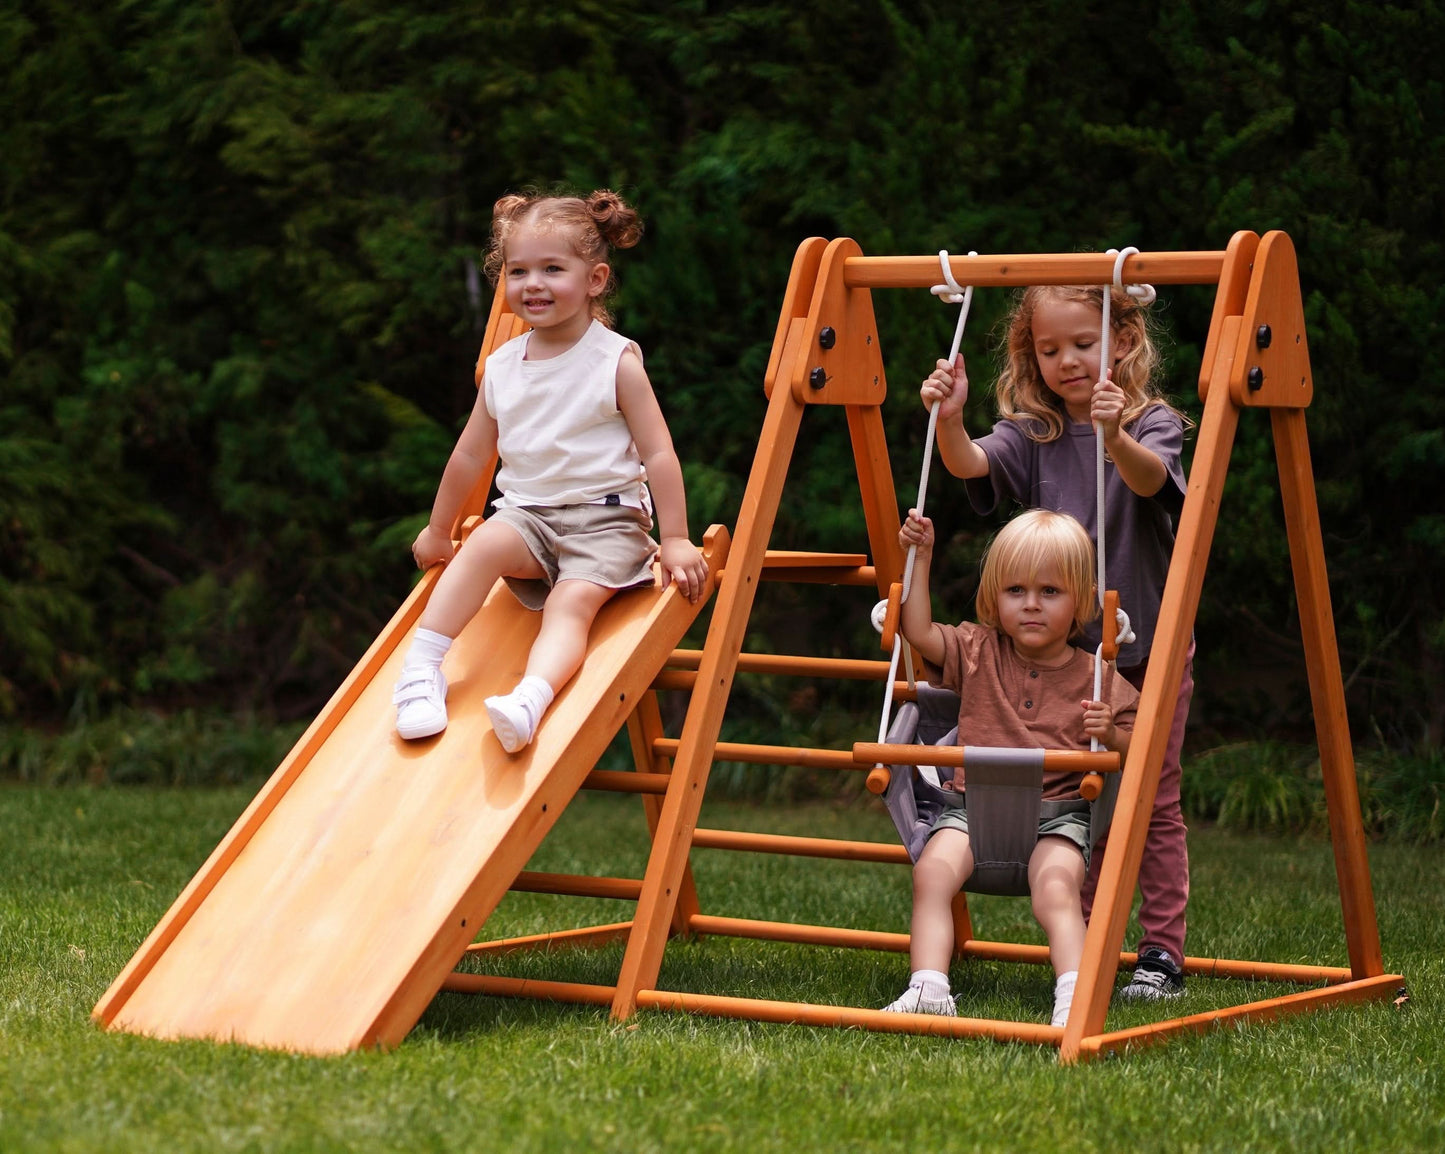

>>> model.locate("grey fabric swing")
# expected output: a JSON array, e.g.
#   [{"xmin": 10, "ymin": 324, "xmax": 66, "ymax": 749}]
[{"xmin": 880, "ymin": 684, "xmax": 1119, "ymax": 896}]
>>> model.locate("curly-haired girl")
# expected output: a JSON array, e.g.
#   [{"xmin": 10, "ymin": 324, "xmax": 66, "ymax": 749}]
[{"xmin": 394, "ymin": 190, "xmax": 705, "ymax": 752}]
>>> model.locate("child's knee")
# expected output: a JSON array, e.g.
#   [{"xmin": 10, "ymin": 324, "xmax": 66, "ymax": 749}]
[{"xmin": 912, "ymin": 857, "xmax": 962, "ymax": 901}]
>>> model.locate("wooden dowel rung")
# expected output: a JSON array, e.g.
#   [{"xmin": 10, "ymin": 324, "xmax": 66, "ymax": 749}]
[
  {"xmin": 1177, "ymin": 956, "xmax": 1355, "ymax": 984},
  {"xmin": 634, "ymin": 988, "xmax": 1062, "ymax": 1045},
  {"xmin": 667, "ymin": 648, "xmax": 897, "ymax": 680},
  {"xmin": 689, "ymin": 914, "xmax": 909, "ymax": 952},
  {"xmin": 691, "ymin": 828, "xmax": 909, "ymax": 863},
  {"xmin": 760, "ymin": 550, "xmax": 870, "ymax": 568},
  {"xmin": 853, "ymin": 743, "xmax": 1119, "ymax": 772},
  {"xmin": 757, "ymin": 566, "xmax": 879, "ymax": 586},
  {"xmin": 652, "ymin": 739, "xmax": 864, "ymax": 771},
  {"xmin": 464, "ymin": 922, "xmax": 634, "ymax": 957},
  {"xmin": 511, "ymin": 872, "xmax": 642, "ymax": 900},
  {"xmin": 713, "ymin": 551, "xmax": 880, "ymax": 589},
  {"xmin": 653, "ymin": 670, "xmax": 918, "ymax": 696},
  {"xmin": 441, "ymin": 973, "xmax": 617, "ymax": 1005},
  {"xmin": 582, "ymin": 770, "xmax": 671, "ymax": 794}
]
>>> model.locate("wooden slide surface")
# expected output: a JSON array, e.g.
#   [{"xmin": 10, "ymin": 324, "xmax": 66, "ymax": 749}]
[{"xmin": 93, "ymin": 527, "xmax": 728, "ymax": 1054}]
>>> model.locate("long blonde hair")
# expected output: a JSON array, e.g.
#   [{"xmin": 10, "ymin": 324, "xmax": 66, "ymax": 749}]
[
  {"xmin": 975, "ymin": 509, "xmax": 1098, "ymax": 639},
  {"xmin": 483, "ymin": 189, "xmax": 643, "ymax": 326},
  {"xmin": 996, "ymin": 284, "xmax": 1180, "ymax": 442}
]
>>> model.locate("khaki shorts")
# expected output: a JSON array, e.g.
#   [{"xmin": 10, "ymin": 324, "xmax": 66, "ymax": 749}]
[
  {"xmin": 489, "ymin": 503, "xmax": 657, "ymax": 611},
  {"xmin": 929, "ymin": 796, "xmax": 1092, "ymax": 864}
]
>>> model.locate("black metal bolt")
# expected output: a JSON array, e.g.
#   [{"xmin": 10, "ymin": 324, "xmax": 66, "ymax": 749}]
[
  {"xmin": 1247, "ymin": 366, "xmax": 1265, "ymax": 391},
  {"xmin": 818, "ymin": 326, "xmax": 836, "ymax": 350},
  {"xmin": 1256, "ymin": 324, "xmax": 1273, "ymax": 350},
  {"xmin": 809, "ymin": 366, "xmax": 828, "ymax": 390}
]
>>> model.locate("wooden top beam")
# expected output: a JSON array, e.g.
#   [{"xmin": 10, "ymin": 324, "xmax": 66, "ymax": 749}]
[{"xmin": 843, "ymin": 251, "xmax": 1227, "ymax": 290}]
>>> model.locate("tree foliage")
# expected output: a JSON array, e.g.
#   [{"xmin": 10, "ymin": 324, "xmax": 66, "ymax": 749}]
[{"xmin": 2, "ymin": 0, "xmax": 1441, "ymax": 747}]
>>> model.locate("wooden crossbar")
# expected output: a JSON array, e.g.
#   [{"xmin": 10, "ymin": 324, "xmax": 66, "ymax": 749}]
[
  {"xmin": 510, "ymin": 872, "xmax": 643, "ymax": 901},
  {"xmin": 691, "ymin": 828, "xmax": 908, "ymax": 863},
  {"xmin": 666, "ymin": 648, "xmax": 896, "ymax": 680},
  {"xmin": 651, "ymin": 738, "xmax": 865, "ymax": 772},
  {"xmin": 843, "ymin": 250, "xmax": 1227, "ymax": 290},
  {"xmin": 854, "ymin": 743, "xmax": 1119, "ymax": 773}
]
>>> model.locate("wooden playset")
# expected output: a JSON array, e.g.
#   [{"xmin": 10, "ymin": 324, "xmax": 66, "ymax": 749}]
[{"xmin": 94, "ymin": 231, "xmax": 1401, "ymax": 1063}]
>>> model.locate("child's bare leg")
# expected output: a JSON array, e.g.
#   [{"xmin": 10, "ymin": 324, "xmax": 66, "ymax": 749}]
[
  {"xmin": 524, "ymin": 579, "xmax": 617, "ymax": 687},
  {"xmin": 911, "ymin": 829, "xmax": 975, "ymax": 972},
  {"xmin": 1028, "ymin": 835, "xmax": 1087, "ymax": 1026},
  {"xmin": 419, "ymin": 520, "xmax": 544, "ymax": 639},
  {"xmin": 395, "ymin": 521, "xmax": 544, "ymax": 740},
  {"xmin": 486, "ymin": 579, "xmax": 615, "ymax": 752},
  {"xmin": 884, "ymin": 828, "xmax": 973, "ymax": 1015}
]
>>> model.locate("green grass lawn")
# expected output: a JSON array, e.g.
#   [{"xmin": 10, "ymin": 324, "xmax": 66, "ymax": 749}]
[{"xmin": 2, "ymin": 783, "xmax": 1442, "ymax": 1152}]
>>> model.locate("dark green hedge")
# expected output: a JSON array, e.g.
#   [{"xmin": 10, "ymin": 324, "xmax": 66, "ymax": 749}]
[{"xmin": 2, "ymin": 1, "xmax": 1441, "ymax": 752}]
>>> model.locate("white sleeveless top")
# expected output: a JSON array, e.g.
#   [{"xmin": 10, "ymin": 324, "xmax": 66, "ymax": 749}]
[{"xmin": 484, "ymin": 319, "xmax": 650, "ymax": 510}]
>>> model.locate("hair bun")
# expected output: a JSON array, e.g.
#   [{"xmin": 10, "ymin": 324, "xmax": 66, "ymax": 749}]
[{"xmin": 586, "ymin": 190, "xmax": 643, "ymax": 250}]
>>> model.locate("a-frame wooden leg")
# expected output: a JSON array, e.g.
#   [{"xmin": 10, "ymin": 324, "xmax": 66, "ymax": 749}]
[
  {"xmin": 1271, "ymin": 407, "xmax": 1384, "ymax": 978},
  {"xmin": 611, "ymin": 378, "xmax": 808, "ymax": 1019},
  {"xmin": 845, "ymin": 403, "xmax": 906, "ymax": 584},
  {"xmin": 1061, "ymin": 336, "xmax": 1243, "ymax": 1062},
  {"xmin": 625, "ymin": 690, "xmax": 699, "ymax": 938}
]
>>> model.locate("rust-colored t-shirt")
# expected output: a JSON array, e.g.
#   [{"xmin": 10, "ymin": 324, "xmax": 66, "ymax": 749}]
[{"xmin": 926, "ymin": 621, "xmax": 1139, "ymax": 800}]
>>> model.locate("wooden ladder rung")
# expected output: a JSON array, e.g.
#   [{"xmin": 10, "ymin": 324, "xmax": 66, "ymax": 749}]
[
  {"xmin": 582, "ymin": 769, "xmax": 670, "ymax": 794},
  {"xmin": 691, "ymin": 827, "xmax": 909, "ymax": 863},
  {"xmin": 665, "ymin": 648, "xmax": 898, "ymax": 681},
  {"xmin": 511, "ymin": 872, "xmax": 643, "ymax": 900},
  {"xmin": 652, "ymin": 738, "xmax": 865, "ymax": 772},
  {"xmin": 718, "ymin": 549, "xmax": 878, "ymax": 586},
  {"xmin": 688, "ymin": 914, "xmax": 908, "ymax": 952},
  {"xmin": 463, "ymin": 922, "xmax": 634, "ymax": 957}
]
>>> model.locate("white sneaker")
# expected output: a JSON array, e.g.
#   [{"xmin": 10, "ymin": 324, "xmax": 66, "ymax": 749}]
[
  {"xmin": 882, "ymin": 986, "xmax": 957, "ymax": 1016},
  {"xmin": 485, "ymin": 691, "xmax": 538, "ymax": 753},
  {"xmin": 393, "ymin": 666, "xmax": 448, "ymax": 739}
]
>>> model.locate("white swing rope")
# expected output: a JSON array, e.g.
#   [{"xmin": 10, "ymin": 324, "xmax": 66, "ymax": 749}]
[
  {"xmin": 872, "ymin": 249, "xmax": 977, "ymax": 745},
  {"xmin": 1090, "ymin": 247, "xmax": 1151, "ymax": 748}
]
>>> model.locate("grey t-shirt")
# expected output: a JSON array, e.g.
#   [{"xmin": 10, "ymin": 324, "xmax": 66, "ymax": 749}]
[{"xmin": 963, "ymin": 406, "xmax": 1187, "ymax": 668}]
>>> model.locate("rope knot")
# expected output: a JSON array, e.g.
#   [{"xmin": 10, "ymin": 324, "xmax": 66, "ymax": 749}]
[
  {"xmin": 1114, "ymin": 607, "xmax": 1136, "ymax": 648},
  {"xmin": 1110, "ymin": 246, "xmax": 1156, "ymax": 306},
  {"xmin": 930, "ymin": 249, "xmax": 978, "ymax": 306}
]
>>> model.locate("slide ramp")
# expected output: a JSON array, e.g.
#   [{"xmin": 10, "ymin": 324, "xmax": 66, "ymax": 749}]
[{"xmin": 93, "ymin": 527, "xmax": 727, "ymax": 1053}]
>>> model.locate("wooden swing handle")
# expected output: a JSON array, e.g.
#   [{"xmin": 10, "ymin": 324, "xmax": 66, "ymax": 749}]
[
  {"xmin": 879, "ymin": 582, "xmax": 902, "ymax": 653},
  {"xmin": 1101, "ymin": 589, "xmax": 1120, "ymax": 662},
  {"xmin": 866, "ymin": 764, "xmax": 891, "ymax": 794}
]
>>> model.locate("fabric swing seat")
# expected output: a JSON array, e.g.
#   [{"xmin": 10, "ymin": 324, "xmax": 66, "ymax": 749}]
[{"xmin": 881, "ymin": 683, "xmax": 1118, "ymax": 896}]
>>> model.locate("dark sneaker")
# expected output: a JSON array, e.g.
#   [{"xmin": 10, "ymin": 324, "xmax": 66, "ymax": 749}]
[{"xmin": 1120, "ymin": 946, "xmax": 1185, "ymax": 1000}]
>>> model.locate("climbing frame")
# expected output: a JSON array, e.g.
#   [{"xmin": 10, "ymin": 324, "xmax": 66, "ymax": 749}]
[{"xmin": 449, "ymin": 232, "xmax": 1402, "ymax": 1062}]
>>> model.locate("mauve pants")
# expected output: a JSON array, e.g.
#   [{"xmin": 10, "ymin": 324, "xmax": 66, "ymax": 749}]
[{"xmin": 1080, "ymin": 646, "xmax": 1194, "ymax": 962}]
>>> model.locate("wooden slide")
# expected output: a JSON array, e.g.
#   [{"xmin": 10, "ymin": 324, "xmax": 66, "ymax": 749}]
[{"xmin": 92, "ymin": 526, "xmax": 728, "ymax": 1054}]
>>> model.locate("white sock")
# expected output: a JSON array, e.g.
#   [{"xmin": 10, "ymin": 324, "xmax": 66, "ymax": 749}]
[
  {"xmin": 514, "ymin": 674, "xmax": 555, "ymax": 718},
  {"xmin": 404, "ymin": 627, "xmax": 452, "ymax": 671},
  {"xmin": 486, "ymin": 676, "xmax": 556, "ymax": 753},
  {"xmin": 910, "ymin": 968, "xmax": 951, "ymax": 1001},
  {"xmin": 1052, "ymin": 970, "xmax": 1078, "ymax": 1028}
]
